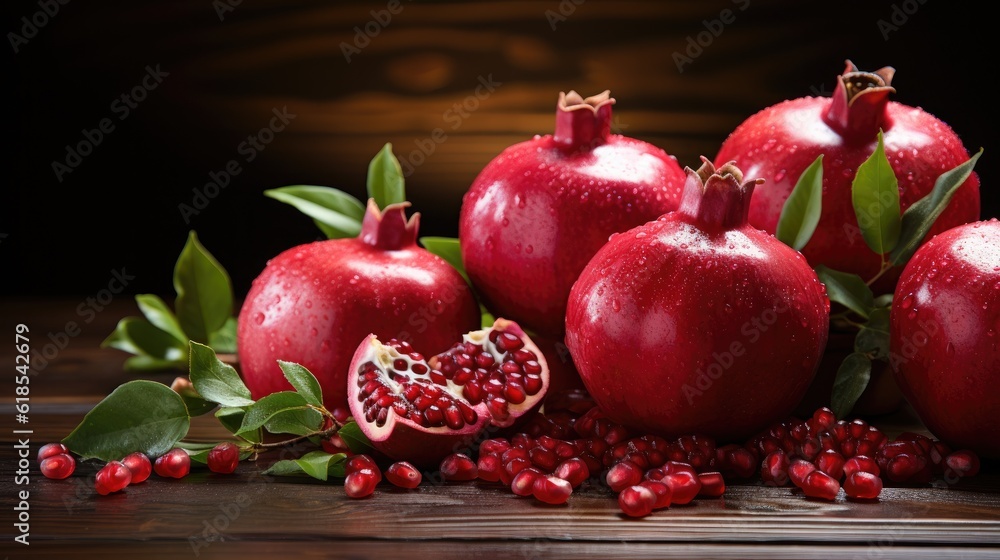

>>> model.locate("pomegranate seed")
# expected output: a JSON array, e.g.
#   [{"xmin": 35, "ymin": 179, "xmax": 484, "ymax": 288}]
[
  {"xmin": 440, "ymin": 453, "xmax": 478, "ymax": 481},
  {"xmin": 511, "ymin": 467, "xmax": 543, "ymax": 496},
  {"xmin": 385, "ymin": 461, "xmax": 422, "ymax": 489},
  {"xmin": 479, "ymin": 438, "xmax": 511, "ymax": 457},
  {"xmin": 843, "ymin": 455, "xmax": 880, "ymax": 478},
  {"xmin": 618, "ymin": 485, "xmax": 657, "ymax": 517},
  {"xmin": 477, "ymin": 454, "xmax": 503, "ymax": 482},
  {"xmin": 153, "ymin": 449, "xmax": 191, "ymax": 479},
  {"xmin": 811, "ymin": 407, "xmax": 836, "ymax": 430},
  {"xmin": 638, "ymin": 480, "xmax": 672, "ymax": 509},
  {"xmin": 532, "ymin": 475, "xmax": 572, "ymax": 505},
  {"xmin": 344, "ymin": 468, "xmax": 379, "ymax": 498},
  {"xmin": 38, "ymin": 442, "xmax": 69, "ymax": 461},
  {"xmin": 761, "ymin": 450, "xmax": 789, "ymax": 486},
  {"xmin": 206, "ymin": 442, "xmax": 240, "ymax": 474},
  {"xmin": 844, "ymin": 471, "xmax": 883, "ymax": 500},
  {"xmin": 944, "ymin": 450, "xmax": 981, "ymax": 479},
  {"xmin": 697, "ymin": 472, "xmax": 726, "ymax": 497},
  {"xmin": 801, "ymin": 470, "xmax": 840, "ymax": 501},
  {"xmin": 814, "ymin": 450, "xmax": 846, "ymax": 480},
  {"xmin": 511, "ymin": 433, "xmax": 535, "ymax": 449},
  {"xmin": 95, "ymin": 461, "xmax": 132, "ymax": 495},
  {"xmin": 553, "ymin": 458, "xmax": 589, "ymax": 488},
  {"xmin": 885, "ymin": 454, "xmax": 927, "ymax": 483},
  {"xmin": 346, "ymin": 455, "xmax": 382, "ymax": 481},
  {"xmin": 606, "ymin": 461, "xmax": 642, "ymax": 493},
  {"xmin": 39, "ymin": 453, "xmax": 75, "ymax": 480},
  {"xmin": 660, "ymin": 471, "xmax": 701, "ymax": 505},
  {"xmin": 529, "ymin": 447, "xmax": 559, "ymax": 472},
  {"xmin": 121, "ymin": 452, "xmax": 152, "ymax": 483},
  {"xmin": 788, "ymin": 459, "xmax": 816, "ymax": 488},
  {"xmin": 929, "ymin": 441, "xmax": 953, "ymax": 470}
]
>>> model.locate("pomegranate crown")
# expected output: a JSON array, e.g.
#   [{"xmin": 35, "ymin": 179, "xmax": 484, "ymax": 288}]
[
  {"xmin": 824, "ymin": 59, "xmax": 896, "ymax": 142},
  {"xmin": 359, "ymin": 198, "xmax": 419, "ymax": 250},
  {"xmin": 678, "ymin": 157, "xmax": 763, "ymax": 231},
  {"xmin": 553, "ymin": 90, "xmax": 616, "ymax": 151}
]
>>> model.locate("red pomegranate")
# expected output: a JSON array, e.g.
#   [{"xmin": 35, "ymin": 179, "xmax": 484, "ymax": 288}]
[
  {"xmin": 460, "ymin": 90, "xmax": 686, "ymax": 337},
  {"xmin": 237, "ymin": 200, "xmax": 480, "ymax": 411},
  {"xmin": 565, "ymin": 159, "xmax": 830, "ymax": 441},
  {"xmin": 890, "ymin": 219, "xmax": 1000, "ymax": 459},
  {"xmin": 715, "ymin": 61, "xmax": 980, "ymax": 292}
]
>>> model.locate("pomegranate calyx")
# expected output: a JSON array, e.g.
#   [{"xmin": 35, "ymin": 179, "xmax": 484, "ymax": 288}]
[
  {"xmin": 554, "ymin": 90, "xmax": 616, "ymax": 151},
  {"xmin": 679, "ymin": 157, "xmax": 762, "ymax": 231},
  {"xmin": 359, "ymin": 198, "xmax": 419, "ymax": 250},
  {"xmin": 824, "ymin": 60, "xmax": 896, "ymax": 143}
]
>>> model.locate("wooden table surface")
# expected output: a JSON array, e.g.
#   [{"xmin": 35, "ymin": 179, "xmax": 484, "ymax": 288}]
[{"xmin": 2, "ymin": 299, "xmax": 999, "ymax": 559}]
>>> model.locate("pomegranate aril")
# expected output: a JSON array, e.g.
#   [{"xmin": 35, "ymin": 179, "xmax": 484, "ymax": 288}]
[
  {"xmin": 346, "ymin": 454, "xmax": 380, "ymax": 478},
  {"xmin": 554, "ymin": 458, "xmax": 589, "ymax": 488},
  {"xmin": 121, "ymin": 452, "xmax": 152, "ymax": 484},
  {"xmin": 40, "ymin": 453, "xmax": 76, "ymax": 480},
  {"xmin": 511, "ymin": 468, "xmax": 543, "ymax": 496},
  {"xmin": 618, "ymin": 485, "xmax": 657, "ymax": 517},
  {"xmin": 440, "ymin": 453, "xmax": 478, "ymax": 481},
  {"xmin": 761, "ymin": 450, "xmax": 789, "ymax": 486},
  {"xmin": 477, "ymin": 454, "xmax": 503, "ymax": 482},
  {"xmin": 532, "ymin": 475, "xmax": 572, "ymax": 505},
  {"xmin": 154, "ymin": 449, "xmax": 191, "ymax": 479},
  {"xmin": 386, "ymin": 461, "xmax": 422, "ymax": 489},
  {"xmin": 95, "ymin": 461, "xmax": 132, "ymax": 495},
  {"xmin": 661, "ymin": 471, "xmax": 701, "ymax": 505},
  {"xmin": 811, "ymin": 407, "xmax": 836, "ymax": 430},
  {"xmin": 885, "ymin": 454, "xmax": 927, "ymax": 483},
  {"xmin": 814, "ymin": 450, "xmax": 846, "ymax": 481},
  {"xmin": 944, "ymin": 450, "xmax": 981, "ymax": 479},
  {"xmin": 789, "ymin": 459, "xmax": 817, "ymax": 488},
  {"xmin": 843, "ymin": 455, "xmax": 880, "ymax": 478},
  {"xmin": 606, "ymin": 461, "xmax": 643, "ymax": 493},
  {"xmin": 801, "ymin": 470, "xmax": 840, "ymax": 501},
  {"xmin": 844, "ymin": 471, "xmax": 883, "ymax": 500},
  {"xmin": 697, "ymin": 472, "xmax": 726, "ymax": 497},
  {"xmin": 206, "ymin": 442, "xmax": 241, "ymax": 474},
  {"xmin": 344, "ymin": 468, "xmax": 379, "ymax": 498},
  {"xmin": 639, "ymin": 480, "xmax": 672, "ymax": 509},
  {"xmin": 38, "ymin": 442, "xmax": 69, "ymax": 462},
  {"xmin": 529, "ymin": 447, "xmax": 559, "ymax": 472}
]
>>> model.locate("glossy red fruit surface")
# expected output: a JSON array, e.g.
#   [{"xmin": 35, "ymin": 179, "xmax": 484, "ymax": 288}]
[
  {"xmin": 95, "ymin": 461, "xmax": 132, "ymax": 495},
  {"xmin": 460, "ymin": 90, "xmax": 686, "ymax": 337},
  {"xmin": 38, "ymin": 443, "xmax": 69, "ymax": 462},
  {"xmin": 238, "ymin": 200, "xmax": 480, "ymax": 411},
  {"xmin": 121, "ymin": 452, "xmax": 152, "ymax": 483},
  {"xmin": 385, "ymin": 461, "xmax": 422, "ymax": 489},
  {"xmin": 566, "ymin": 160, "xmax": 830, "ymax": 440},
  {"xmin": 40, "ymin": 454, "xmax": 76, "ymax": 480},
  {"xmin": 890, "ymin": 220, "xmax": 1000, "ymax": 459},
  {"xmin": 716, "ymin": 61, "xmax": 979, "ymax": 293},
  {"xmin": 207, "ymin": 443, "xmax": 240, "ymax": 474},
  {"xmin": 347, "ymin": 318, "xmax": 548, "ymax": 467},
  {"xmin": 154, "ymin": 448, "xmax": 191, "ymax": 479}
]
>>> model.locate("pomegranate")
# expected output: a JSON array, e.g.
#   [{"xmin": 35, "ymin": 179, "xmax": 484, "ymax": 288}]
[
  {"xmin": 715, "ymin": 61, "xmax": 980, "ymax": 292},
  {"xmin": 238, "ymin": 200, "xmax": 480, "ymax": 411},
  {"xmin": 889, "ymin": 219, "xmax": 1000, "ymax": 459},
  {"xmin": 565, "ymin": 160, "xmax": 830, "ymax": 440},
  {"xmin": 346, "ymin": 318, "xmax": 549, "ymax": 467},
  {"xmin": 459, "ymin": 90, "xmax": 686, "ymax": 337}
]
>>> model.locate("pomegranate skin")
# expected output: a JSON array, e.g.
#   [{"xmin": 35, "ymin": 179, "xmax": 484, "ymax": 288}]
[
  {"xmin": 460, "ymin": 91, "xmax": 685, "ymax": 337},
  {"xmin": 566, "ymin": 160, "xmax": 830, "ymax": 441},
  {"xmin": 890, "ymin": 219, "xmax": 1000, "ymax": 459},
  {"xmin": 238, "ymin": 201, "xmax": 480, "ymax": 411},
  {"xmin": 715, "ymin": 62, "xmax": 979, "ymax": 293}
]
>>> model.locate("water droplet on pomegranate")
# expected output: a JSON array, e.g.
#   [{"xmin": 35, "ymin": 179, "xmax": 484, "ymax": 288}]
[
  {"xmin": 304, "ymin": 300, "xmax": 313, "ymax": 308},
  {"xmin": 271, "ymin": 294, "xmax": 281, "ymax": 305},
  {"xmin": 907, "ymin": 309, "xmax": 918, "ymax": 320},
  {"xmin": 283, "ymin": 338, "xmax": 291, "ymax": 347},
  {"xmin": 349, "ymin": 275, "xmax": 359, "ymax": 285},
  {"xmin": 310, "ymin": 327, "xmax": 318, "ymax": 337},
  {"xmin": 774, "ymin": 169, "xmax": 786, "ymax": 182},
  {"xmin": 842, "ymin": 168, "xmax": 853, "ymax": 178},
  {"xmin": 899, "ymin": 294, "xmax": 915, "ymax": 310},
  {"xmin": 635, "ymin": 231, "xmax": 647, "ymax": 239},
  {"xmin": 501, "ymin": 217, "xmax": 509, "ymax": 227},
  {"xmin": 514, "ymin": 243, "xmax": 522, "ymax": 252},
  {"xmin": 987, "ymin": 329, "xmax": 997, "ymax": 338},
  {"xmin": 253, "ymin": 312, "xmax": 265, "ymax": 325},
  {"xmin": 611, "ymin": 299, "xmax": 621, "ymax": 312},
  {"xmin": 321, "ymin": 340, "xmax": 331, "ymax": 352},
  {"xmin": 680, "ymin": 243, "xmax": 688, "ymax": 249},
  {"xmin": 525, "ymin": 245, "xmax": 534, "ymax": 254}
]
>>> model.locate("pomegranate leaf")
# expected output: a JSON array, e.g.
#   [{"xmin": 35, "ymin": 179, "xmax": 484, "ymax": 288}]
[
  {"xmin": 420, "ymin": 236, "xmax": 469, "ymax": 282},
  {"xmin": 367, "ymin": 142, "xmax": 406, "ymax": 210},
  {"xmin": 814, "ymin": 265, "xmax": 874, "ymax": 319},
  {"xmin": 277, "ymin": 361, "xmax": 324, "ymax": 407},
  {"xmin": 102, "ymin": 317, "xmax": 187, "ymax": 368},
  {"xmin": 208, "ymin": 317, "xmax": 238, "ymax": 354},
  {"xmin": 124, "ymin": 355, "xmax": 186, "ymax": 372},
  {"xmin": 62, "ymin": 380, "xmax": 191, "ymax": 461},
  {"xmin": 135, "ymin": 294, "xmax": 187, "ymax": 345},
  {"xmin": 174, "ymin": 231, "xmax": 234, "ymax": 344},
  {"xmin": 854, "ymin": 308, "xmax": 891, "ymax": 361},
  {"xmin": 777, "ymin": 154, "xmax": 824, "ymax": 251},
  {"xmin": 851, "ymin": 131, "xmax": 901, "ymax": 255},
  {"xmin": 264, "ymin": 185, "xmax": 365, "ymax": 239},
  {"xmin": 236, "ymin": 392, "xmax": 313, "ymax": 437},
  {"xmin": 190, "ymin": 342, "xmax": 255, "ymax": 407},
  {"xmin": 263, "ymin": 407, "xmax": 324, "ymax": 437},
  {"xmin": 216, "ymin": 407, "xmax": 258, "ymax": 442},
  {"xmin": 263, "ymin": 451, "xmax": 347, "ymax": 481},
  {"xmin": 831, "ymin": 352, "xmax": 872, "ymax": 419},
  {"xmin": 336, "ymin": 421, "xmax": 375, "ymax": 455},
  {"xmin": 172, "ymin": 378, "xmax": 217, "ymax": 417},
  {"xmin": 889, "ymin": 148, "xmax": 984, "ymax": 266}
]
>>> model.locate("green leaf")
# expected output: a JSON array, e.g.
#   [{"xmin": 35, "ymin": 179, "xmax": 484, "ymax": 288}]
[
  {"xmin": 855, "ymin": 308, "xmax": 891, "ymax": 361},
  {"xmin": 135, "ymin": 294, "xmax": 187, "ymax": 344},
  {"xmin": 831, "ymin": 353, "xmax": 873, "ymax": 419},
  {"xmin": 480, "ymin": 307, "xmax": 496, "ymax": 329},
  {"xmin": 776, "ymin": 155, "xmax": 824, "ymax": 250},
  {"xmin": 873, "ymin": 293, "xmax": 894, "ymax": 309},
  {"xmin": 889, "ymin": 148, "xmax": 984, "ymax": 266},
  {"xmin": 851, "ymin": 131, "xmax": 901, "ymax": 255},
  {"xmin": 263, "ymin": 451, "xmax": 347, "ymax": 481},
  {"xmin": 208, "ymin": 317, "xmax": 238, "ymax": 354},
  {"xmin": 216, "ymin": 407, "xmax": 255, "ymax": 441},
  {"xmin": 102, "ymin": 317, "xmax": 187, "ymax": 362},
  {"xmin": 189, "ymin": 342, "xmax": 255, "ymax": 407},
  {"xmin": 337, "ymin": 421, "xmax": 375, "ymax": 455},
  {"xmin": 264, "ymin": 407, "xmax": 324, "ymax": 437},
  {"xmin": 236, "ymin": 392, "xmax": 311, "ymax": 437},
  {"xmin": 814, "ymin": 265, "xmax": 874, "ymax": 319},
  {"xmin": 420, "ymin": 236, "xmax": 469, "ymax": 282},
  {"xmin": 173, "ymin": 231, "xmax": 233, "ymax": 344},
  {"xmin": 367, "ymin": 143, "xmax": 406, "ymax": 209},
  {"xmin": 173, "ymin": 380, "xmax": 217, "ymax": 417},
  {"xmin": 277, "ymin": 361, "xmax": 324, "ymax": 407},
  {"xmin": 62, "ymin": 380, "xmax": 191, "ymax": 461},
  {"xmin": 264, "ymin": 185, "xmax": 365, "ymax": 240},
  {"xmin": 123, "ymin": 355, "xmax": 185, "ymax": 372}
]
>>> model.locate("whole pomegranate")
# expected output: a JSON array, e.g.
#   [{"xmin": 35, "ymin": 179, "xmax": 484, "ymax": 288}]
[
  {"xmin": 715, "ymin": 61, "xmax": 980, "ymax": 292},
  {"xmin": 565, "ymin": 160, "xmax": 830, "ymax": 441},
  {"xmin": 238, "ymin": 200, "xmax": 480, "ymax": 411},
  {"xmin": 460, "ymin": 90, "xmax": 686, "ymax": 337},
  {"xmin": 890, "ymin": 219, "xmax": 1000, "ymax": 459}
]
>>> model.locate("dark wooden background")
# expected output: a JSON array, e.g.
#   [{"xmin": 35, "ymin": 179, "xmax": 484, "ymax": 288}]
[{"xmin": 4, "ymin": 0, "xmax": 994, "ymax": 298}]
